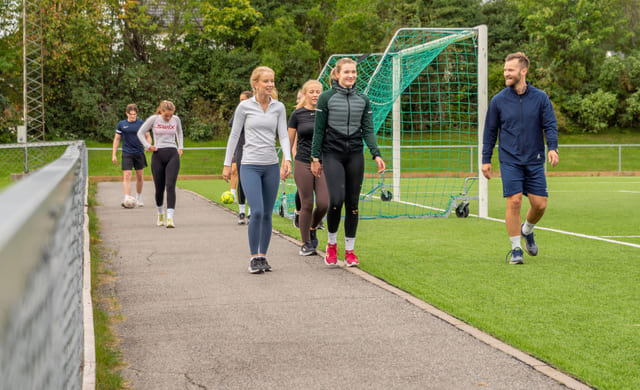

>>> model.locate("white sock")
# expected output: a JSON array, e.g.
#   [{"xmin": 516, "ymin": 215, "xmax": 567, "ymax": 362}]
[
  {"xmin": 328, "ymin": 232, "xmax": 338, "ymax": 245},
  {"xmin": 522, "ymin": 220, "xmax": 535, "ymax": 235},
  {"xmin": 231, "ymin": 189, "xmax": 236, "ymax": 197},
  {"xmin": 167, "ymin": 208, "xmax": 174, "ymax": 219},
  {"xmin": 345, "ymin": 237, "xmax": 356, "ymax": 251},
  {"xmin": 157, "ymin": 206, "xmax": 164, "ymax": 214},
  {"xmin": 136, "ymin": 193, "xmax": 142, "ymax": 201},
  {"xmin": 510, "ymin": 236, "xmax": 521, "ymax": 250},
  {"xmin": 239, "ymin": 204, "xmax": 246, "ymax": 213}
]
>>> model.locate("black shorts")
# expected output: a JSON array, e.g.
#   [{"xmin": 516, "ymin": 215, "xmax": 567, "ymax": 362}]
[{"xmin": 122, "ymin": 152, "xmax": 147, "ymax": 171}]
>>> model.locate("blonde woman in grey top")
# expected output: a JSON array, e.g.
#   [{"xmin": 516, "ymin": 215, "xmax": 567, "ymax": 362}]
[
  {"xmin": 137, "ymin": 100, "xmax": 184, "ymax": 228},
  {"xmin": 222, "ymin": 66, "xmax": 292, "ymax": 273}
]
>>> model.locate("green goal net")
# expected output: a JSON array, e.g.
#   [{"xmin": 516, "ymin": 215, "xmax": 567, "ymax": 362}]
[{"xmin": 276, "ymin": 26, "xmax": 488, "ymax": 219}]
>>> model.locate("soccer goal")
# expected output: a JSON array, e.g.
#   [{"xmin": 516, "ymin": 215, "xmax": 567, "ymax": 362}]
[
  {"xmin": 275, "ymin": 26, "xmax": 488, "ymax": 219},
  {"xmin": 315, "ymin": 26, "xmax": 489, "ymax": 219}
]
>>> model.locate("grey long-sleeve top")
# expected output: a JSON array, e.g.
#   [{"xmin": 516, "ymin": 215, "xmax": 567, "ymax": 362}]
[
  {"xmin": 137, "ymin": 114, "xmax": 184, "ymax": 150},
  {"xmin": 224, "ymin": 97, "xmax": 291, "ymax": 166}
]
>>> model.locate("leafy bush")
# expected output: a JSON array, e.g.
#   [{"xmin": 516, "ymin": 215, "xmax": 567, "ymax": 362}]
[
  {"xmin": 566, "ymin": 90, "xmax": 618, "ymax": 133},
  {"xmin": 626, "ymin": 91, "xmax": 640, "ymax": 125}
]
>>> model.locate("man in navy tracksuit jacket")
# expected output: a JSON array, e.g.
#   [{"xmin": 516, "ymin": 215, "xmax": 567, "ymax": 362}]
[{"xmin": 482, "ymin": 52, "xmax": 560, "ymax": 265}]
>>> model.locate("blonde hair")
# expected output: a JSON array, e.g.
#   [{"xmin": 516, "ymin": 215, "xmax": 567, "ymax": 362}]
[
  {"xmin": 250, "ymin": 66, "xmax": 278, "ymax": 99},
  {"xmin": 154, "ymin": 100, "xmax": 175, "ymax": 115},
  {"xmin": 330, "ymin": 58, "xmax": 357, "ymax": 81},
  {"xmin": 296, "ymin": 80, "xmax": 323, "ymax": 110},
  {"xmin": 505, "ymin": 52, "xmax": 530, "ymax": 69}
]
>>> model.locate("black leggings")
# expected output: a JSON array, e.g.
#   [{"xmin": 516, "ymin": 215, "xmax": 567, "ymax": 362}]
[
  {"xmin": 322, "ymin": 152, "xmax": 364, "ymax": 238},
  {"xmin": 237, "ymin": 163, "xmax": 246, "ymax": 205},
  {"xmin": 151, "ymin": 148, "xmax": 180, "ymax": 209}
]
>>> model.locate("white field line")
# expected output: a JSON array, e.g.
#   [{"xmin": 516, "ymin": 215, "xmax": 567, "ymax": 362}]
[
  {"xmin": 551, "ymin": 190, "xmax": 640, "ymax": 193},
  {"xmin": 324, "ymin": 185, "xmax": 640, "ymax": 249},
  {"xmin": 483, "ymin": 216, "xmax": 640, "ymax": 249},
  {"xmin": 364, "ymin": 195, "xmax": 640, "ymax": 249}
]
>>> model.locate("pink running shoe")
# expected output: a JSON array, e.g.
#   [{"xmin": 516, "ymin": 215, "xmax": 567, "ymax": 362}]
[
  {"xmin": 325, "ymin": 243, "xmax": 338, "ymax": 265},
  {"xmin": 344, "ymin": 250, "xmax": 359, "ymax": 267}
]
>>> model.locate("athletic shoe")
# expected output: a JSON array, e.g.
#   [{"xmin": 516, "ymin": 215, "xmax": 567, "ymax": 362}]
[
  {"xmin": 262, "ymin": 257, "xmax": 272, "ymax": 272},
  {"xmin": 248, "ymin": 257, "xmax": 262, "ymax": 274},
  {"xmin": 325, "ymin": 243, "xmax": 338, "ymax": 266},
  {"xmin": 521, "ymin": 224, "xmax": 538, "ymax": 256},
  {"xmin": 508, "ymin": 248, "xmax": 524, "ymax": 265},
  {"xmin": 137, "ymin": 198, "xmax": 144, "ymax": 207},
  {"xmin": 157, "ymin": 213, "xmax": 165, "ymax": 226},
  {"xmin": 299, "ymin": 241, "xmax": 316, "ymax": 256},
  {"xmin": 293, "ymin": 212, "xmax": 300, "ymax": 228},
  {"xmin": 166, "ymin": 218, "xmax": 175, "ymax": 228},
  {"xmin": 344, "ymin": 250, "xmax": 359, "ymax": 267},
  {"xmin": 309, "ymin": 229, "xmax": 319, "ymax": 249},
  {"xmin": 238, "ymin": 212, "xmax": 246, "ymax": 225}
]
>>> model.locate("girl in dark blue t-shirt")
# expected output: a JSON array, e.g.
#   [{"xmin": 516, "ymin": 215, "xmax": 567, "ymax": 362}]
[{"xmin": 112, "ymin": 103, "xmax": 147, "ymax": 207}]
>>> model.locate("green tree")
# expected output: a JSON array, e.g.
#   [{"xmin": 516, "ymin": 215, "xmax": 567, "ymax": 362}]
[
  {"xmin": 518, "ymin": 0, "xmax": 628, "ymax": 95},
  {"xmin": 253, "ymin": 12, "xmax": 320, "ymax": 104},
  {"xmin": 0, "ymin": 0, "xmax": 22, "ymax": 142},
  {"xmin": 326, "ymin": 0, "xmax": 389, "ymax": 55},
  {"xmin": 201, "ymin": 0, "xmax": 263, "ymax": 49},
  {"xmin": 424, "ymin": 0, "xmax": 485, "ymax": 28},
  {"xmin": 517, "ymin": 0, "xmax": 636, "ymax": 130},
  {"xmin": 482, "ymin": 0, "xmax": 526, "ymax": 63}
]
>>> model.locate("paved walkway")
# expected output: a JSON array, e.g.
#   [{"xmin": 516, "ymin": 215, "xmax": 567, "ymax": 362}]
[{"xmin": 95, "ymin": 182, "xmax": 589, "ymax": 390}]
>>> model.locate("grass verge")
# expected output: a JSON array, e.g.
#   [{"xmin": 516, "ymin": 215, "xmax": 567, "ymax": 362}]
[{"xmin": 88, "ymin": 179, "xmax": 127, "ymax": 389}]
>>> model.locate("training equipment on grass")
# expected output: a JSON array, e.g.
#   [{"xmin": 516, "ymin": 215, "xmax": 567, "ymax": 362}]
[
  {"xmin": 221, "ymin": 191, "xmax": 235, "ymax": 204},
  {"xmin": 122, "ymin": 195, "xmax": 137, "ymax": 208},
  {"xmin": 277, "ymin": 179, "xmax": 291, "ymax": 218},
  {"xmin": 275, "ymin": 26, "xmax": 489, "ymax": 219}
]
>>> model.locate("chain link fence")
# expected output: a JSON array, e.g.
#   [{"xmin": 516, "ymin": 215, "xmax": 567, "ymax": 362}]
[
  {"xmin": 0, "ymin": 141, "xmax": 89, "ymax": 390},
  {"xmin": 0, "ymin": 142, "xmax": 75, "ymax": 191}
]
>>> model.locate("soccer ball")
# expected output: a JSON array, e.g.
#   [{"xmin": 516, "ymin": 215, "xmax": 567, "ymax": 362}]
[
  {"xmin": 122, "ymin": 195, "xmax": 138, "ymax": 209},
  {"xmin": 221, "ymin": 191, "xmax": 235, "ymax": 204}
]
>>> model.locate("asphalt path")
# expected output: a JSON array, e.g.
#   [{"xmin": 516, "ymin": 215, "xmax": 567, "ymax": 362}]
[{"xmin": 95, "ymin": 181, "xmax": 589, "ymax": 390}]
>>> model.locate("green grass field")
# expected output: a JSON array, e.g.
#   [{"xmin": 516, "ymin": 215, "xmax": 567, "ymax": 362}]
[
  {"xmin": 82, "ymin": 141, "xmax": 640, "ymax": 177},
  {"xmin": 85, "ymin": 139, "xmax": 228, "ymax": 177},
  {"xmin": 178, "ymin": 176, "xmax": 640, "ymax": 390}
]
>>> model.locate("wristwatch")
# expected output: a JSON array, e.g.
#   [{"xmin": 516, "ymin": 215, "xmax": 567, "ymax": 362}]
[
  {"xmin": 551, "ymin": 149, "xmax": 559, "ymax": 154},
  {"xmin": 311, "ymin": 157, "xmax": 320, "ymax": 162}
]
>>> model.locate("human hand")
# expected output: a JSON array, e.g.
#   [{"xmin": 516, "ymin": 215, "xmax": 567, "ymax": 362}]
[
  {"xmin": 481, "ymin": 163, "xmax": 492, "ymax": 179},
  {"xmin": 311, "ymin": 160, "xmax": 322, "ymax": 177},
  {"xmin": 281, "ymin": 160, "xmax": 291, "ymax": 180},
  {"xmin": 548, "ymin": 150, "xmax": 559, "ymax": 167},
  {"xmin": 222, "ymin": 165, "xmax": 231, "ymax": 182},
  {"xmin": 111, "ymin": 156, "xmax": 117, "ymax": 165},
  {"xmin": 374, "ymin": 156, "xmax": 385, "ymax": 173},
  {"xmin": 147, "ymin": 145, "xmax": 158, "ymax": 152},
  {"xmin": 178, "ymin": 149, "xmax": 183, "ymax": 157}
]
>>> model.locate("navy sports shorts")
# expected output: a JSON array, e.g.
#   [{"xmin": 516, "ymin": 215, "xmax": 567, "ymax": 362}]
[
  {"xmin": 122, "ymin": 152, "xmax": 147, "ymax": 171},
  {"xmin": 500, "ymin": 162, "xmax": 548, "ymax": 198}
]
